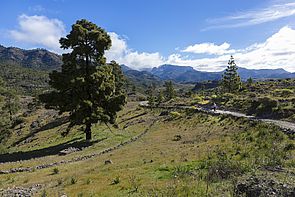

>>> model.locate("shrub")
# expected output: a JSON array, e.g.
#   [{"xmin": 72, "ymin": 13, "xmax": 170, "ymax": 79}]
[
  {"xmin": 190, "ymin": 95, "xmax": 203, "ymax": 105},
  {"xmin": 284, "ymin": 143, "xmax": 295, "ymax": 151},
  {"xmin": 273, "ymin": 89, "xmax": 293, "ymax": 97},
  {"xmin": 52, "ymin": 167, "xmax": 59, "ymax": 175},
  {"xmin": 128, "ymin": 175, "xmax": 141, "ymax": 193},
  {"xmin": 70, "ymin": 177, "xmax": 77, "ymax": 184},
  {"xmin": 206, "ymin": 151, "xmax": 245, "ymax": 182},
  {"xmin": 11, "ymin": 116, "xmax": 25, "ymax": 128},
  {"xmin": 111, "ymin": 176, "xmax": 120, "ymax": 185},
  {"xmin": 172, "ymin": 165, "xmax": 193, "ymax": 179},
  {"xmin": 169, "ymin": 111, "xmax": 182, "ymax": 120},
  {"xmin": 86, "ymin": 178, "xmax": 91, "ymax": 185},
  {"xmin": 40, "ymin": 190, "xmax": 47, "ymax": 197},
  {"xmin": 57, "ymin": 179, "xmax": 63, "ymax": 186},
  {"xmin": 248, "ymin": 96, "xmax": 278, "ymax": 117}
]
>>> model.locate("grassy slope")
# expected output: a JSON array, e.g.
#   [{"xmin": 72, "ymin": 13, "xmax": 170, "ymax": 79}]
[{"xmin": 0, "ymin": 102, "xmax": 294, "ymax": 196}]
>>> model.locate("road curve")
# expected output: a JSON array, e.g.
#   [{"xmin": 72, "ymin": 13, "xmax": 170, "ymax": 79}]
[{"xmin": 139, "ymin": 101, "xmax": 295, "ymax": 133}]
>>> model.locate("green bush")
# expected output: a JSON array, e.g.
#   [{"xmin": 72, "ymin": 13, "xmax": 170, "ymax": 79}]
[
  {"xmin": 273, "ymin": 88, "xmax": 294, "ymax": 97},
  {"xmin": 111, "ymin": 176, "xmax": 120, "ymax": 185},
  {"xmin": 248, "ymin": 96, "xmax": 278, "ymax": 117},
  {"xmin": 169, "ymin": 111, "xmax": 182, "ymax": 120},
  {"xmin": 70, "ymin": 177, "xmax": 77, "ymax": 184},
  {"xmin": 52, "ymin": 167, "xmax": 59, "ymax": 175}
]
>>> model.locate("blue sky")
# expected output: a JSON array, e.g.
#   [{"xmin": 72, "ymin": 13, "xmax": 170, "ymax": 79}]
[{"xmin": 1, "ymin": 0, "xmax": 295, "ymax": 72}]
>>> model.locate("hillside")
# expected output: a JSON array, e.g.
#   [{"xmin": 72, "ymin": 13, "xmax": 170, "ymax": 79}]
[
  {"xmin": 0, "ymin": 45, "xmax": 62, "ymax": 70},
  {"xmin": 0, "ymin": 101, "xmax": 294, "ymax": 196},
  {"xmin": 0, "ymin": 62, "xmax": 49, "ymax": 95},
  {"xmin": 150, "ymin": 64, "xmax": 220, "ymax": 82}
]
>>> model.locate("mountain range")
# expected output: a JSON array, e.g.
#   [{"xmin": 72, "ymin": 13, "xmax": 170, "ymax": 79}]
[
  {"xmin": 0, "ymin": 45, "xmax": 61, "ymax": 70},
  {"xmin": 0, "ymin": 45, "xmax": 295, "ymax": 84},
  {"xmin": 148, "ymin": 64, "xmax": 295, "ymax": 82}
]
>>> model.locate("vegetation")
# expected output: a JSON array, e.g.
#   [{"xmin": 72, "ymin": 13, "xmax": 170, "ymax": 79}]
[
  {"xmin": 0, "ymin": 77, "xmax": 20, "ymax": 143},
  {"xmin": 221, "ymin": 56, "xmax": 241, "ymax": 93},
  {"xmin": 164, "ymin": 80, "xmax": 176, "ymax": 101},
  {"xmin": 0, "ymin": 17, "xmax": 294, "ymax": 197},
  {"xmin": 39, "ymin": 19, "xmax": 126, "ymax": 140},
  {"xmin": 0, "ymin": 62, "xmax": 49, "ymax": 95},
  {"xmin": 0, "ymin": 103, "xmax": 293, "ymax": 196}
]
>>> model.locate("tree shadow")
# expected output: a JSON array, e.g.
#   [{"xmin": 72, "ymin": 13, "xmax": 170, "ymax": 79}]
[
  {"xmin": 0, "ymin": 137, "xmax": 106, "ymax": 163},
  {"xmin": 12, "ymin": 116, "xmax": 69, "ymax": 147}
]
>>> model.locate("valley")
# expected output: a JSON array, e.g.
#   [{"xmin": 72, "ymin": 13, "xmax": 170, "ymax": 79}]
[{"xmin": 0, "ymin": 7, "xmax": 295, "ymax": 197}]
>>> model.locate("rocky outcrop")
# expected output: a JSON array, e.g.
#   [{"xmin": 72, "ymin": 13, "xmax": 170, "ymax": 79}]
[
  {"xmin": 234, "ymin": 175, "xmax": 295, "ymax": 197},
  {"xmin": 0, "ymin": 184, "xmax": 42, "ymax": 197}
]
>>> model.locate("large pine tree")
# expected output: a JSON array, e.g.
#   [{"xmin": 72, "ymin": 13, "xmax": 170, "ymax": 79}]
[
  {"xmin": 221, "ymin": 56, "xmax": 241, "ymax": 93},
  {"xmin": 40, "ymin": 19, "xmax": 126, "ymax": 140}
]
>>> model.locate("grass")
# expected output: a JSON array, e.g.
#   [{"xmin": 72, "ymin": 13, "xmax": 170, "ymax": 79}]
[{"xmin": 0, "ymin": 102, "xmax": 294, "ymax": 196}]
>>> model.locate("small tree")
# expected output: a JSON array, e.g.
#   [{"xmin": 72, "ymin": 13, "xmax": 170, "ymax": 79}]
[
  {"xmin": 157, "ymin": 90, "xmax": 164, "ymax": 105},
  {"xmin": 146, "ymin": 85, "xmax": 155, "ymax": 106},
  {"xmin": 164, "ymin": 81, "xmax": 176, "ymax": 101},
  {"xmin": 246, "ymin": 77, "xmax": 253, "ymax": 87},
  {"xmin": 3, "ymin": 90, "xmax": 20, "ymax": 121},
  {"xmin": 40, "ymin": 19, "xmax": 126, "ymax": 140},
  {"xmin": 221, "ymin": 56, "xmax": 241, "ymax": 93}
]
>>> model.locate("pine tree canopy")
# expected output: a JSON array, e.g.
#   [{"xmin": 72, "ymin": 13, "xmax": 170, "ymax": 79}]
[
  {"xmin": 39, "ymin": 19, "xmax": 126, "ymax": 140},
  {"xmin": 221, "ymin": 56, "xmax": 241, "ymax": 93},
  {"xmin": 164, "ymin": 81, "xmax": 176, "ymax": 100}
]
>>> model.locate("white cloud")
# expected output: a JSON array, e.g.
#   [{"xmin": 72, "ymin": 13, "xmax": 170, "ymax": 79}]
[
  {"xmin": 182, "ymin": 42, "xmax": 235, "ymax": 55},
  {"xmin": 205, "ymin": 1, "xmax": 295, "ymax": 30},
  {"xmin": 235, "ymin": 26, "xmax": 295, "ymax": 72},
  {"xmin": 7, "ymin": 15, "xmax": 295, "ymax": 73},
  {"xmin": 9, "ymin": 14, "xmax": 66, "ymax": 53},
  {"xmin": 105, "ymin": 32, "xmax": 164, "ymax": 69},
  {"xmin": 106, "ymin": 26, "xmax": 295, "ymax": 72},
  {"xmin": 167, "ymin": 26, "xmax": 295, "ymax": 72}
]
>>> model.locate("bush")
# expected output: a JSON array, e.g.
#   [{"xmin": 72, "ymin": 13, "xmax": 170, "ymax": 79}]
[
  {"xmin": 128, "ymin": 175, "xmax": 141, "ymax": 193},
  {"xmin": 169, "ymin": 111, "xmax": 182, "ymax": 120},
  {"xmin": 248, "ymin": 96, "xmax": 278, "ymax": 117},
  {"xmin": 40, "ymin": 190, "xmax": 47, "ymax": 197},
  {"xmin": 70, "ymin": 177, "xmax": 77, "ymax": 184},
  {"xmin": 111, "ymin": 176, "xmax": 120, "ymax": 185},
  {"xmin": 206, "ymin": 151, "xmax": 245, "ymax": 182},
  {"xmin": 52, "ymin": 167, "xmax": 59, "ymax": 175},
  {"xmin": 190, "ymin": 95, "xmax": 203, "ymax": 105},
  {"xmin": 11, "ymin": 116, "xmax": 25, "ymax": 128},
  {"xmin": 273, "ymin": 89, "xmax": 294, "ymax": 97}
]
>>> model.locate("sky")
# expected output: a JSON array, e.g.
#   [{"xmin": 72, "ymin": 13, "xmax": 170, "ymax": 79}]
[{"xmin": 1, "ymin": 0, "xmax": 295, "ymax": 72}]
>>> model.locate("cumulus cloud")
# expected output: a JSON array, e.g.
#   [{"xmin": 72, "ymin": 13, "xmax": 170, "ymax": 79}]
[
  {"xmin": 9, "ymin": 14, "xmax": 66, "ymax": 53},
  {"xmin": 106, "ymin": 26, "xmax": 295, "ymax": 72},
  {"xmin": 205, "ymin": 1, "xmax": 295, "ymax": 30},
  {"xmin": 182, "ymin": 42, "xmax": 235, "ymax": 55},
  {"xmin": 105, "ymin": 32, "xmax": 164, "ymax": 69},
  {"xmin": 234, "ymin": 26, "xmax": 295, "ymax": 72},
  {"xmin": 167, "ymin": 26, "xmax": 295, "ymax": 72},
  {"xmin": 7, "ymin": 15, "xmax": 295, "ymax": 73}
]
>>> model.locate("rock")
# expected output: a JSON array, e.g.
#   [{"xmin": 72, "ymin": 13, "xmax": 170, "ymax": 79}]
[
  {"xmin": 159, "ymin": 111, "xmax": 169, "ymax": 116},
  {"xmin": 235, "ymin": 175, "xmax": 295, "ymax": 197},
  {"xmin": 30, "ymin": 120, "xmax": 40, "ymax": 129},
  {"xmin": 0, "ymin": 184, "xmax": 42, "ymax": 197},
  {"xmin": 172, "ymin": 135, "xmax": 182, "ymax": 141},
  {"xmin": 59, "ymin": 147, "xmax": 80, "ymax": 156},
  {"xmin": 104, "ymin": 159, "xmax": 113, "ymax": 165}
]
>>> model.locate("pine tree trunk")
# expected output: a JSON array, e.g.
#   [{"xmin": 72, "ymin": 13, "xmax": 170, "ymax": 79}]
[{"xmin": 85, "ymin": 123, "xmax": 92, "ymax": 141}]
